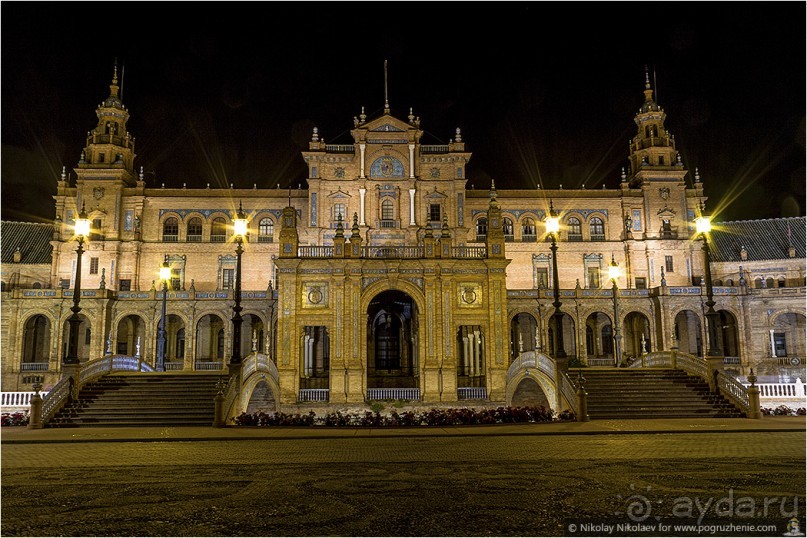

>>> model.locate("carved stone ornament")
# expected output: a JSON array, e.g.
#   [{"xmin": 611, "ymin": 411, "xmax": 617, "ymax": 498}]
[{"xmin": 93, "ymin": 187, "xmax": 105, "ymax": 200}]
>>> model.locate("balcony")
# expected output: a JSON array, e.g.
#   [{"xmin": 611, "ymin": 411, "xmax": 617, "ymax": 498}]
[
  {"xmin": 379, "ymin": 220, "xmax": 397, "ymax": 229},
  {"xmin": 20, "ymin": 362, "xmax": 49, "ymax": 372},
  {"xmin": 521, "ymin": 234, "xmax": 537, "ymax": 243},
  {"xmin": 257, "ymin": 235, "xmax": 274, "ymax": 243},
  {"xmin": 567, "ymin": 233, "xmax": 583, "ymax": 242},
  {"xmin": 162, "ymin": 234, "xmax": 178, "ymax": 243},
  {"xmin": 210, "ymin": 234, "xmax": 226, "ymax": 243},
  {"xmin": 187, "ymin": 234, "xmax": 202, "ymax": 242},
  {"xmin": 590, "ymin": 234, "xmax": 605, "ymax": 241}
]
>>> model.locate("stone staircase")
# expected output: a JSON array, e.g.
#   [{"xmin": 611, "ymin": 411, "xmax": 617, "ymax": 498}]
[
  {"xmin": 47, "ymin": 373, "xmax": 223, "ymax": 427},
  {"xmin": 573, "ymin": 368, "xmax": 745, "ymax": 419}
]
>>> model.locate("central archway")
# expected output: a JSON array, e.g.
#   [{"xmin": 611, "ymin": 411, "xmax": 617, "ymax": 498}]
[{"xmin": 366, "ymin": 290, "xmax": 419, "ymax": 390}]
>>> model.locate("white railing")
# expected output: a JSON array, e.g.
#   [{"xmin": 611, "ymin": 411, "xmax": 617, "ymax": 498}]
[
  {"xmin": 299, "ymin": 389, "xmax": 330, "ymax": 402},
  {"xmin": 723, "ymin": 356, "xmax": 741, "ymax": 365},
  {"xmin": 325, "ymin": 144, "xmax": 355, "ymax": 153},
  {"xmin": 20, "ymin": 362, "xmax": 50, "ymax": 372},
  {"xmin": 537, "ymin": 353, "xmax": 556, "ymax": 381},
  {"xmin": 421, "ymin": 145, "xmax": 449, "ymax": 153},
  {"xmin": 507, "ymin": 351, "xmax": 537, "ymax": 379},
  {"xmin": 367, "ymin": 388, "xmax": 420, "ymax": 400},
  {"xmin": 78, "ymin": 355, "xmax": 154, "ymax": 388},
  {"xmin": 629, "ymin": 351, "xmax": 710, "ymax": 382},
  {"xmin": 716, "ymin": 371, "xmax": 751, "ymax": 415},
  {"xmin": 195, "ymin": 361, "xmax": 224, "ymax": 371},
  {"xmin": 452, "ymin": 246, "xmax": 487, "ymax": 258},
  {"xmin": 2, "ymin": 391, "xmax": 48, "ymax": 409},
  {"xmin": 164, "ymin": 362, "xmax": 185, "ymax": 371},
  {"xmin": 748, "ymin": 381, "xmax": 806, "ymax": 399},
  {"xmin": 458, "ymin": 387, "xmax": 487, "ymax": 400}
]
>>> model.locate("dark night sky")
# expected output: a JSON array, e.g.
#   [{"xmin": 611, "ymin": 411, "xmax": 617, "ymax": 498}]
[{"xmin": 2, "ymin": 2, "xmax": 805, "ymax": 224}]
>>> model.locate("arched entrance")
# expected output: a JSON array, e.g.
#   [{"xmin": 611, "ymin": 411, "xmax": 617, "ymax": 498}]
[
  {"xmin": 245, "ymin": 380, "xmax": 277, "ymax": 414},
  {"xmin": 511, "ymin": 377, "xmax": 550, "ymax": 408},
  {"xmin": 243, "ymin": 313, "xmax": 264, "ymax": 355},
  {"xmin": 624, "ymin": 311, "xmax": 651, "ymax": 358},
  {"xmin": 195, "ymin": 314, "xmax": 225, "ymax": 369},
  {"xmin": 585, "ymin": 312, "xmax": 612, "ymax": 364},
  {"xmin": 366, "ymin": 290, "xmax": 419, "ymax": 389},
  {"xmin": 718, "ymin": 310, "xmax": 739, "ymax": 358},
  {"xmin": 165, "ymin": 314, "xmax": 186, "ymax": 368},
  {"xmin": 510, "ymin": 312, "xmax": 537, "ymax": 358},
  {"xmin": 117, "ymin": 314, "xmax": 146, "ymax": 356},
  {"xmin": 22, "ymin": 314, "xmax": 51, "ymax": 368},
  {"xmin": 547, "ymin": 312, "xmax": 576, "ymax": 358},
  {"xmin": 674, "ymin": 310, "xmax": 702, "ymax": 356}
]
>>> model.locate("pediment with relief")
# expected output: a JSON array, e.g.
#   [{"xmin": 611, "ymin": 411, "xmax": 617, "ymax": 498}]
[{"xmin": 326, "ymin": 188, "xmax": 352, "ymax": 199}]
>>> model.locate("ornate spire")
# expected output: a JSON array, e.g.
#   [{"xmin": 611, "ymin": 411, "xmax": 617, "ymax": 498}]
[{"xmin": 109, "ymin": 61, "xmax": 120, "ymax": 99}]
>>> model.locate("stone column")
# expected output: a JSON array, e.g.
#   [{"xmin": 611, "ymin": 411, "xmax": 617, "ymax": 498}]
[
  {"xmin": 408, "ymin": 189, "xmax": 416, "ymax": 226},
  {"xmin": 408, "ymin": 144, "xmax": 415, "ymax": 178},
  {"xmin": 359, "ymin": 144, "xmax": 366, "ymax": 179},
  {"xmin": 359, "ymin": 189, "xmax": 366, "ymax": 226}
]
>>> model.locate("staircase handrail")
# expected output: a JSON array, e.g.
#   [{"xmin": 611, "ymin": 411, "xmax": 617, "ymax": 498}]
[
  {"xmin": 78, "ymin": 355, "xmax": 154, "ymax": 390},
  {"xmin": 559, "ymin": 369, "xmax": 579, "ymax": 415},
  {"xmin": 41, "ymin": 377, "xmax": 72, "ymax": 423},
  {"xmin": 716, "ymin": 370, "xmax": 751, "ymax": 416},
  {"xmin": 221, "ymin": 374, "xmax": 239, "ymax": 423},
  {"xmin": 629, "ymin": 351, "xmax": 710, "ymax": 383},
  {"xmin": 628, "ymin": 351, "xmax": 671, "ymax": 369}
]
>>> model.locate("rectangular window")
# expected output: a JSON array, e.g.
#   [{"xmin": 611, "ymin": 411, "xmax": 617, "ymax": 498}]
[
  {"xmin": 171, "ymin": 269, "xmax": 181, "ymax": 291},
  {"xmin": 85, "ymin": 328, "xmax": 91, "ymax": 345},
  {"xmin": 222, "ymin": 268, "xmax": 235, "ymax": 290},
  {"xmin": 429, "ymin": 204, "xmax": 441, "ymax": 222},
  {"xmin": 635, "ymin": 277, "xmax": 647, "ymax": 290},
  {"xmin": 587, "ymin": 267, "xmax": 601, "ymax": 289},
  {"xmin": 119, "ymin": 279, "xmax": 131, "ymax": 292},
  {"xmin": 98, "ymin": 153, "xmax": 105, "ymax": 163},
  {"xmin": 536, "ymin": 268, "xmax": 549, "ymax": 289},
  {"xmin": 90, "ymin": 218, "xmax": 103, "ymax": 241},
  {"xmin": 89, "ymin": 257, "xmax": 99, "ymax": 275},
  {"xmin": 773, "ymin": 333, "xmax": 787, "ymax": 357},
  {"xmin": 632, "ymin": 209, "xmax": 641, "ymax": 231},
  {"xmin": 60, "ymin": 279, "xmax": 70, "ymax": 289},
  {"xmin": 665, "ymin": 256, "xmax": 674, "ymax": 272},
  {"xmin": 333, "ymin": 203, "xmax": 346, "ymax": 227}
]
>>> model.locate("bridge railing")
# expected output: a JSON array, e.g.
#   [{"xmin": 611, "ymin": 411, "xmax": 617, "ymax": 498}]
[
  {"xmin": 559, "ymin": 370, "xmax": 579, "ymax": 415},
  {"xmin": 716, "ymin": 370, "xmax": 751, "ymax": 416},
  {"xmin": 41, "ymin": 377, "xmax": 71, "ymax": 423}
]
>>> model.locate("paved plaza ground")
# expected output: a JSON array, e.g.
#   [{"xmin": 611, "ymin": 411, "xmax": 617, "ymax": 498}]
[{"xmin": 1, "ymin": 418, "xmax": 805, "ymax": 537}]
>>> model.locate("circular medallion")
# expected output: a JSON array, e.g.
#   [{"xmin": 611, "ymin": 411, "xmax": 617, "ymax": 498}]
[
  {"xmin": 791, "ymin": 357, "xmax": 800, "ymax": 366},
  {"xmin": 308, "ymin": 288, "xmax": 323, "ymax": 304},
  {"xmin": 462, "ymin": 287, "xmax": 477, "ymax": 304}
]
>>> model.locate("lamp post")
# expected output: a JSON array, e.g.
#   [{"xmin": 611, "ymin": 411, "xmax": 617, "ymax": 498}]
[
  {"xmin": 230, "ymin": 202, "xmax": 248, "ymax": 367},
  {"xmin": 546, "ymin": 201, "xmax": 566, "ymax": 358},
  {"xmin": 64, "ymin": 204, "xmax": 90, "ymax": 365},
  {"xmin": 156, "ymin": 256, "xmax": 171, "ymax": 372},
  {"xmin": 608, "ymin": 256, "xmax": 623, "ymax": 367},
  {"xmin": 695, "ymin": 213, "xmax": 721, "ymax": 357}
]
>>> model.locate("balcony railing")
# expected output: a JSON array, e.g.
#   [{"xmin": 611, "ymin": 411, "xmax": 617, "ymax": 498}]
[
  {"xmin": 20, "ymin": 362, "xmax": 49, "ymax": 372},
  {"xmin": 521, "ymin": 234, "xmax": 537, "ymax": 243},
  {"xmin": 458, "ymin": 387, "xmax": 487, "ymax": 400},
  {"xmin": 504, "ymin": 234, "xmax": 514, "ymax": 242},
  {"xmin": 362, "ymin": 246, "xmax": 423, "ymax": 258},
  {"xmin": 298, "ymin": 246, "xmax": 334, "ymax": 258},
  {"xmin": 164, "ymin": 361, "xmax": 184, "ymax": 371},
  {"xmin": 367, "ymin": 388, "xmax": 420, "ymax": 400},
  {"xmin": 778, "ymin": 357, "xmax": 803, "ymax": 367},
  {"xmin": 257, "ymin": 235, "xmax": 274, "ymax": 243},
  {"xmin": 379, "ymin": 220, "xmax": 397, "ymax": 229},
  {"xmin": 421, "ymin": 145, "xmax": 449, "ymax": 154},
  {"xmin": 162, "ymin": 234, "xmax": 178, "ymax": 242},
  {"xmin": 453, "ymin": 246, "xmax": 487, "ymax": 258},
  {"xmin": 567, "ymin": 233, "xmax": 583, "ymax": 242},
  {"xmin": 299, "ymin": 389, "xmax": 330, "ymax": 402},
  {"xmin": 187, "ymin": 234, "xmax": 202, "ymax": 242},
  {"xmin": 325, "ymin": 144, "xmax": 355, "ymax": 153},
  {"xmin": 210, "ymin": 234, "xmax": 226, "ymax": 243},
  {"xmin": 590, "ymin": 234, "xmax": 605, "ymax": 242},
  {"xmin": 195, "ymin": 361, "xmax": 224, "ymax": 371}
]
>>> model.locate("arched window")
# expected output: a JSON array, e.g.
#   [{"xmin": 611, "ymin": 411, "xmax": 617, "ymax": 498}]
[
  {"xmin": 162, "ymin": 217, "xmax": 178, "ymax": 242},
  {"xmin": 754, "ymin": 277, "xmax": 763, "ymax": 289},
  {"xmin": 475, "ymin": 217, "xmax": 488, "ymax": 241},
  {"xmin": 521, "ymin": 218, "xmax": 536, "ymax": 242},
  {"xmin": 567, "ymin": 217, "xmax": 582, "ymax": 241},
  {"xmin": 258, "ymin": 218, "xmax": 274, "ymax": 242},
  {"xmin": 211, "ymin": 217, "xmax": 227, "ymax": 242},
  {"xmin": 714, "ymin": 279, "xmax": 723, "ymax": 286},
  {"xmin": 725, "ymin": 279, "xmax": 734, "ymax": 286},
  {"xmin": 765, "ymin": 277, "xmax": 775, "ymax": 289},
  {"xmin": 176, "ymin": 328, "xmax": 186, "ymax": 359},
  {"xmin": 589, "ymin": 217, "xmax": 605, "ymax": 240},
  {"xmin": 503, "ymin": 217, "xmax": 514, "ymax": 241},
  {"xmin": 778, "ymin": 277, "xmax": 786, "ymax": 288},
  {"xmin": 187, "ymin": 217, "xmax": 202, "ymax": 242}
]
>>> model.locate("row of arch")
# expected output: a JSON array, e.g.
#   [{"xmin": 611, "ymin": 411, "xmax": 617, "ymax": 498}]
[
  {"xmin": 161, "ymin": 214, "xmax": 276, "ymax": 242},
  {"xmin": 475, "ymin": 215, "xmax": 607, "ymax": 241},
  {"xmin": 20, "ymin": 312, "xmax": 270, "ymax": 368}
]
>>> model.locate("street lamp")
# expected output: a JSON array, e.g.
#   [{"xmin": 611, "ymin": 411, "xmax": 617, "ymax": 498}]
[
  {"xmin": 546, "ymin": 201, "xmax": 566, "ymax": 358},
  {"xmin": 156, "ymin": 256, "xmax": 171, "ymax": 372},
  {"xmin": 608, "ymin": 256, "xmax": 623, "ymax": 367},
  {"xmin": 695, "ymin": 213, "xmax": 721, "ymax": 357},
  {"xmin": 64, "ymin": 204, "xmax": 90, "ymax": 365},
  {"xmin": 231, "ymin": 202, "xmax": 248, "ymax": 367}
]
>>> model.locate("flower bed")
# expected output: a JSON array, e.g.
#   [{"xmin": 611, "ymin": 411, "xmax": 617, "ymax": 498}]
[
  {"xmin": 761, "ymin": 405, "xmax": 806, "ymax": 416},
  {"xmin": 234, "ymin": 405, "xmax": 575, "ymax": 427},
  {"xmin": 1, "ymin": 411, "xmax": 30, "ymax": 427}
]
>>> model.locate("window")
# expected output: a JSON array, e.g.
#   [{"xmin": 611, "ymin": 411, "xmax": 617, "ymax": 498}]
[
  {"xmin": 187, "ymin": 217, "xmax": 202, "ymax": 242},
  {"xmin": 778, "ymin": 277, "xmax": 786, "ymax": 288},
  {"xmin": 658, "ymin": 156, "xmax": 665, "ymax": 165},
  {"xmin": 536, "ymin": 268, "xmax": 549, "ymax": 289},
  {"xmin": 765, "ymin": 277, "xmax": 774, "ymax": 289},
  {"xmin": 217, "ymin": 328, "xmax": 225, "ymax": 359},
  {"xmin": 85, "ymin": 328, "xmax": 91, "ymax": 345},
  {"xmin": 163, "ymin": 217, "xmax": 179, "ymax": 242},
  {"xmin": 171, "ymin": 268, "xmax": 181, "ymax": 291},
  {"xmin": 587, "ymin": 267, "xmax": 600, "ymax": 289},
  {"xmin": 333, "ymin": 203, "xmax": 346, "ymax": 227},
  {"xmin": 222, "ymin": 268, "xmax": 234, "ymax": 290},
  {"xmin": 258, "ymin": 218, "xmax": 274, "ymax": 242},
  {"xmin": 381, "ymin": 199, "xmax": 394, "ymax": 221},
  {"xmin": 522, "ymin": 218, "xmax": 536, "ymax": 241},
  {"xmin": 98, "ymin": 153, "xmax": 105, "ymax": 163},
  {"xmin": 773, "ymin": 333, "xmax": 787, "ymax": 357},
  {"xmin": 429, "ymin": 204, "xmax": 441, "ymax": 222},
  {"xmin": 635, "ymin": 277, "xmax": 647, "ymax": 290},
  {"xmin": 665, "ymin": 256, "xmax": 674, "ymax": 272},
  {"xmin": 90, "ymin": 218, "xmax": 103, "ymax": 241},
  {"xmin": 176, "ymin": 328, "xmax": 185, "ymax": 359},
  {"xmin": 211, "ymin": 217, "xmax": 227, "ymax": 242},
  {"xmin": 60, "ymin": 279, "xmax": 70, "ymax": 289},
  {"xmin": 503, "ymin": 218, "xmax": 514, "ymax": 241},
  {"xmin": 87, "ymin": 257, "xmax": 98, "ymax": 275},
  {"xmin": 567, "ymin": 217, "xmax": 582, "ymax": 241},
  {"xmin": 119, "ymin": 279, "xmax": 131, "ymax": 292},
  {"xmin": 589, "ymin": 217, "xmax": 604, "ymax": 240},
  {"xmin": 475, "ymin": 217, "xmax": 488, "ymax": 241}
]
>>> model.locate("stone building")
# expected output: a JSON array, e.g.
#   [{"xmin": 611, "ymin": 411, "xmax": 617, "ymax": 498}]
[{"xmin": 1, "ymin": 66, "xmax": 804, "ymax": 409}]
